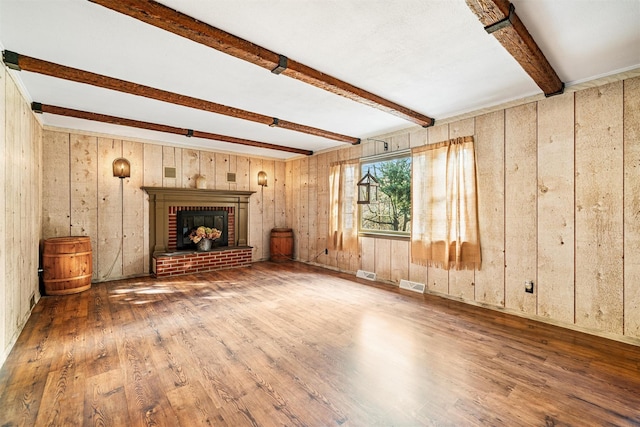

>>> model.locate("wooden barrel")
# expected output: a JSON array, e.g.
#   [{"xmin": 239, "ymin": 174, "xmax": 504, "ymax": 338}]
[
  {"xmin": 42, "ymin": 236, "xmax": 93, "ymax": 295},
  {"xmin": 270, "ymin": 228, "xmax": 293, "ymax": 262}
]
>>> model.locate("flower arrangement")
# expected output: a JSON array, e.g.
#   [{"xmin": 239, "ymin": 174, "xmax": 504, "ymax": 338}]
[{"xmin": 188, "ymin": 226, "xmax": 222, "ymax": 243}]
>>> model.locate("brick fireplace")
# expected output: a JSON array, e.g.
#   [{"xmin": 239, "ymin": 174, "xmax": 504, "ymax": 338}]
[{"xmin": 143, "ymin": 187, "xmax": 254, "ymax": 277}]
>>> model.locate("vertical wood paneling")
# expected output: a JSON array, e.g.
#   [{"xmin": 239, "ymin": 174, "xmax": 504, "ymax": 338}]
[
  {"xmin": 31, "ymin": 114, "xmax": 42, "ymax": 305},
  {"xmin": 448, "ymin": 118, "xmax": 476, "ymax": 300},
  {"xmin": 361, "ymin": 139, "xmax": 376, "ymax": 157},
  {"xmin": 41, "ymin": 130, "xmax": 291, "ymax": 278},
  {"xmin": 346, "ymin": 248, "xmax": 359, "ymax": 277},
  {"xmin": 0, "ymin": 64, "xmax": 6, "ymax": 357},
  {"xmin": 42, "ymin": 131, "xmax": 71, "ymax": 238},
  {"xmin": 123, "ymin": 140, "xmax": 144, "ymax": 276},
  {"xmin": 274, "ymin": 160, "xmax": 287, "ymax": 228},
  {"xmin": 260, "ymin": 160, "xmax": 275, "ymax": 259},
  {"xmin": 285, "ymin": 159, "xmax": 294, "ymax": 257},
  {"xmin": 162, "ymin": 146, "xmax": 180, "ymax": 188},
  {"xmin": 142, "ymin": 144, "xmax": 162, "ymax": 274},
  {"xmin": 215, "ymin": 153, "xmax": 230, "ymax": 190},
  {"xmin": 391, "ymin": 240, "xmax": 409, "ymax": 283},
  {"xmin": 375, "ymin": 239, "xmax": 392, "ymax": 281},
  {"xmin": 20, "ymin": 101, "xmax": 31, "ymax": 314},
  {"xmin": 143, "ymin": 144, "xmax": 163, "ymax": 187},
  {"xmin": 261, "ymin": 160, "xmax": 276, "ymax": 260},
  {"xmin": 236, "ymin": 155, "xmax": 250, "ymax": 192},
  {"xmin": 70, "ymin": 134, "xmax": 99, "ymax": 280},
  {"xmin": 31, "ymin": 113, "xmax": 43, "ymax": 308},
  {"xmin": 575, "ymin": 82, "xmax": 623, "ymax": 333},
  {"xmin": 624, "ymin": 77, "xmax": 640, "ymax": 339},
  {"xmin": 227, "ymin": 155, "xmax": 238, "ymax": 191},
  {"xmin": 360, "ymin": 237, "xmax": 375, "ymax": 273},
  {"xmin": 325, "ymin": 150, "xmax": 338, "ymax": 268},
  {"xmin": 1, "ymin": 69, "xmax": 42, "ymax": 368},
  {"xmin": 449, "ymin": 118, "xmax": 474, "ymax": 137},
  {"xmin": 14, "ymin": 85, "xmax": 28, "ymax": 335},
  {"xmin": 24, "ymin": 76, "xmax": 639, "ymax": 345},
  {"xmin": 291, "ymin": 159, "xmax": 301, "ymax": 260},
  {"xmin": 307, "ymin": 156, "xmax": 318, "ymax": 262},
  {"xmin": 474, "ymin": 110, "xmax": 505, "ymax": 307},
  {"xmin": 181, "ymin": 148, "xmax": 199, "ymax": 188},
  {"xmin": 409, "ymin": 128, "xmax": 426, "ymax": 149},
  {"xmin": 408, "ymin": 262, "xmax": 427, "ymax": 286},
  {"xmin": 97, "ymin": 138, "xmax": 123, "ymax": 280},
  {"xmin": 199, "ymin": 151, "xmax": 216, "ymax": 189},
  {"xmin": 537, "ymin": 93, "xmax": 575, "ymax": 323},
  {"xmin": 299, "ymin": 158, "xmax": 310, "ymax": 263},
  {"xmin": 249, "ymin": 158, "xmax": 263, "ymax": 260},
  {"xmin": 426, "ymin": 124, "xmax": 449, "ymax": 294},
  {"xmin": 391, "ymin": 133, "xmax": 410, "ymax": 152},
  {"xmin": 575, "ymin": 82, "xmax": 624, "ymax": 334},
  {"xmin": 5, "ymin": 79, "xmax": 18, "ymax": 337},
  {"xmin": 349, "ymin": 143, "xmax": 362, "ymax": 162},
  {"xmin": 315, "ymin": 152, "xmax": 329, "ymax": 265},
  {"xmin": 504, "ymin": 103, "xmax": 537, "ymax": 315}
]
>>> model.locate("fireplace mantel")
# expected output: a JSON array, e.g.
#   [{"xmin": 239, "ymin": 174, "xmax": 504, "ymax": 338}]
[{"xmin": 143, "ymin": 187, "xmax": 255, "ymax": 255}]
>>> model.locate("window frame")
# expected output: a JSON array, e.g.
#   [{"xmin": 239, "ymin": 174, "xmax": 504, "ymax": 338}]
[{"xmin": 358, "ymin": 150, "xmax": 412, "ymax": 239}]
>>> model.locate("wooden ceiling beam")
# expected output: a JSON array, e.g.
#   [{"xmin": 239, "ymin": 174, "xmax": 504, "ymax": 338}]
[
  {"xmin": 3, "ymin": 51, "xmax": 358, "ymax": 145},
  {"xmin": 32, "ymin": 102, "xmax": 313, "ymax": 156},
  {"xmin": 88, "ymin": 0, "xmax": 435, "ymax": 127},
  {"xmin": 466, "ymin": 0, "xmax": 564, "ymax": 96}
]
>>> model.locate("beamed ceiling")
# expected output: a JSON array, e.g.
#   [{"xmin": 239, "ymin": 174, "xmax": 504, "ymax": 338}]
[{"xmin": 1, "ymin": 0, "xmax": 639, "ymax": 159}]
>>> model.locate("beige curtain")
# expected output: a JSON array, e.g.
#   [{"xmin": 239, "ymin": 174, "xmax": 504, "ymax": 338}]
[
  {"xmin": 328, "ymin": 160, "xmax": 359, "ymax": 252},
  {"xmin": 411, "ymin": 136, "xmax": 481, "ymax": 270}
]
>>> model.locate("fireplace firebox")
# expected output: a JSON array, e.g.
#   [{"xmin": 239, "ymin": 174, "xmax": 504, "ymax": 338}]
[{"xmin": 176, "ymin": 210, "xmax": 228, "ymax": 249}]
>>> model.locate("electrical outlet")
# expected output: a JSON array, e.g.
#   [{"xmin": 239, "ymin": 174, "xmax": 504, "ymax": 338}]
[{"xmin": 524, "ymin": 281, "xmax": 534, "ymax": 293}]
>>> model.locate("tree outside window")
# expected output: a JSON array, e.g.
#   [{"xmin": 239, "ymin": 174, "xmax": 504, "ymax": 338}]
[{"xmin": 359, "ymin": 155, "xmax": 411, "ymax": 235}]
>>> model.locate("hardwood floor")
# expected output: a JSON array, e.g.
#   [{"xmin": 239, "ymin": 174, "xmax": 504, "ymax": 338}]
[{"xmin": 1, "ymin": 261, "xmax": 639, "ymax": 426}]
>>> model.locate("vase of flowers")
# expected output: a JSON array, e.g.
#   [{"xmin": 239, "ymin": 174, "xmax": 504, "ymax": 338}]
[
  {"xmin": 189, "ymin": 226, "xmax": 222, "ymax": 251},
  {"xmin": 195, "ymin": 238, "xmax": 213, "ymax": 251}
]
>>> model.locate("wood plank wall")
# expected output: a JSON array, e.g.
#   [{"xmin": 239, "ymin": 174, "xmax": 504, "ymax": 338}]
[
  {"xmin": 3, "ymin": 62, "xmax": 638, "ymax": 368},
  {"xmin": 0, "ymin": 66, "xmax": 42, "ymax": 366},
  {"xmin": 41, "ymin": 131, "xmax": 287, "ymax": 281},
  {"xmin": 286, "ymin": 76, "xmax": 640, "ymax": 342}
]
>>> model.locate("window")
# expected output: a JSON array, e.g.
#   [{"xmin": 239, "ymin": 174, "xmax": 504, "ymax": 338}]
[{"xmin": 359, "ymin": 153, "xmax": 411, "ymax": 236}]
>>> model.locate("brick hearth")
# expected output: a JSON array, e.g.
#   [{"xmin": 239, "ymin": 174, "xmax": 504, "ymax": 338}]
[{"xmin": 153, "ymin": 247, "xmax": 252, "ymax": 277}]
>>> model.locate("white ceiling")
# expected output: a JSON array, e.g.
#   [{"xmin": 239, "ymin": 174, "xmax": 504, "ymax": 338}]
[{"xmin": 1, "ymin": 0, "xmax": 639, "ymax": 159}]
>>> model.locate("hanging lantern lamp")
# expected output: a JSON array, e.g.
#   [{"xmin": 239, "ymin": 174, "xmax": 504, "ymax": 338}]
[{"xmin": 357, "ymin": 168, "xmax": 379, "ymax": 204}]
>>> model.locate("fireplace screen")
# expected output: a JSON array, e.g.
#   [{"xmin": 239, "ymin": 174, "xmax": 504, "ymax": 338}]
[{"xmin": 176, "ymin": 210, "xmax": 228, "ymax": 249}]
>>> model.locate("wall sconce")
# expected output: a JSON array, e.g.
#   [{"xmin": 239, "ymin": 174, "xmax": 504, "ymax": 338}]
[
  {"xmin": 113, "ymin": 158, "xmax": 131, "ymax": 179},
  {"xmin": 257, "ymin": 171, "xmax": 268, "ymax": 187},
  {"xmin": 357, "ymin": 168, "xmax": 379, "ymax": 204}
]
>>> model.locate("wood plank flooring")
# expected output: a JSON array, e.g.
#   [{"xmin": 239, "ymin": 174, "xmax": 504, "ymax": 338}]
[{"xmin": 1, "ymin": 261, "xmax": 640, "ymax": 426}]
